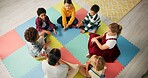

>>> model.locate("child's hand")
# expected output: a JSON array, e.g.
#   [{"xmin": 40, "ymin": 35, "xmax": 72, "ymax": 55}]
[
  {"xmin": 76, "ymin": 24, "xmax": 79, "ymax": 27},
  {"xmin": 91, "ymin": 37, "xmax": 97, "ymax": 43},
  {"xmin": 77, "ymin": 22, "xmax": 83, "ymax": 27},
  {"xmin": 53, "ymin": 29, "xmax": 57, "ymax": 35},
  {"xmin": 63, "ymin": 27, "xmax": 66, "ymax": 31},
  {"xmin": 65, "ymin": 24, "xmax": 69, "ymax": 29}
]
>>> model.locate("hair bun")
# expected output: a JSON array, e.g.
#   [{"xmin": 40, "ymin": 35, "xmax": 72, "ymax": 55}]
[{"xmin": 118, "ymin": 25, "xmax": 122, "ymax": 30}]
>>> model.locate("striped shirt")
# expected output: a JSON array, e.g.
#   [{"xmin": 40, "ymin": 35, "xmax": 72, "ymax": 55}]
[{"xmin": 82, "ymin": 12, "xmax": 101, "ymax": 31}]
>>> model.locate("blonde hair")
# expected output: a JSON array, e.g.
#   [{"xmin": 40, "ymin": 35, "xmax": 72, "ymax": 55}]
[
  {"xmin": 94, "ymin": 56, "xmax": 105, "ymax": 71},
  {"xmin": 109, "ymin": 23, "xmax": 122, "ymax": 37}
]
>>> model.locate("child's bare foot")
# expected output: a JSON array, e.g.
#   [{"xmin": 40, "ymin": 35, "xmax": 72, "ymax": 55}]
[
  {"xmin": 80, "ymin": 29, "xmax": 85, "ymax": 34},
  {"xmin": 76, "ymin": 24, "xmax": 80, "ymax": 27}
]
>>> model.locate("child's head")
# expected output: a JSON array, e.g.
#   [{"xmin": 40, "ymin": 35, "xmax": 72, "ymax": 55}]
[
  {"xmin": 24, "ymin": 27, "xmax": 39, "ymax": 42},
  {"xmin": 90, "ymin": 4, "xmax": 100, "ymax": 16},
  {"xmin": 108, "ymin": 23, "xmax": 122, "ymax": 36},
  {"xmin": 64, "ymin": 0, "xmax": 73, "ymax": 10},
  {"xmin": 48, "ymin": 48, "xmax": 61, "ymax": 66},
  {"xmin": 95, "ymin": 56, "xmax": 105, "ymax": 71},
  {"xmin": 37, "ymin": 8, "xmax": 46, "ymax": 20}
]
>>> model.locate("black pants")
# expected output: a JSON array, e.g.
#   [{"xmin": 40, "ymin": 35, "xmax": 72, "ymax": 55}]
[{"xmin": 57, "ymin": 16, "xmax": 78, "ymax": 28}]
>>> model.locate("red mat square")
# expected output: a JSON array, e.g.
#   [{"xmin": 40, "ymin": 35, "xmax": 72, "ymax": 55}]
[
  {"xmin": 0, "ymin": 30, "xmax": 25, "ymax": 59},
  {"xmin": 105, "ymin": 60, "xmax": 124, "ymax": 78},
  {"xmin": 76, "ymin": 8, "xmax": 88, "ymax": 23},
  {"xmin": 60, "ymin": 47, "xmax": 81, "ymax": 64}
]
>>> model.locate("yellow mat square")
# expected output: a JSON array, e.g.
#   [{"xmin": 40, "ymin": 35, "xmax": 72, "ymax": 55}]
[
  {"xmin": 74, "ymin": 72, "xmax": 84, "ymax": 78},
  {"xmin": 96, "ymin": 22, "xmax": 108, "ymax": 36},
  {"xmin": 46, "ymin": 34, "xmax": 63, "ymax": 48}
]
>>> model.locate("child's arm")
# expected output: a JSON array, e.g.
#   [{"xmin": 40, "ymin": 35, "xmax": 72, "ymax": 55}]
[
  {"xmin": 61, "ymin": 7, "xmax": 67, "ymax": 27},
  {"xmin": 95, "ymin": 35, "xmax": 103, "ymax": 39},
  {"xmin": 36, "ymin": 17, "xmax": 44, "ymax": 32},
  {"xmin": 59, "ymin": 59, "xmax": 70, "ymax": 70},
  {"xmin": 46, "ymin": 16, "xmax": 57, "ymax": 34},
  {"xmin": 85, "ymin": 61, "xmax": 91, "ymax": 77},
  {"xmin": 39, "ymin": 30, "xmax": 51, "ymax": 36},
  {"xmin": 77, "ymin": 22, "xmax": 83, "ymax": 27},
  {"xmin": 67, "ymin": 7, "xmax": 75, "ymax": 26},
  {"xmin": 46, "ymin": 16, "xmax": 54, "ymax": 29},
  {"xmin": 91, "ymin": 37, "xmax": 109, "ymax": 50}
]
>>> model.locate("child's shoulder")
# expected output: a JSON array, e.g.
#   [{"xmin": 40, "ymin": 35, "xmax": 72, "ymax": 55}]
[
  {"xmin": 61, "ymin": 6, "xmax": 65, "ymax": 10},
  {"xmin": 36, "ymin": 17, "xmax": 42, "ymax": 21}
]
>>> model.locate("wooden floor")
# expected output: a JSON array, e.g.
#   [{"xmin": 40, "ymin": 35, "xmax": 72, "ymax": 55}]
[
  {"xmin": 117, "ymin": 0, "xmax": 148, "ymax": 77},
  {"xmin": 0, "ymin": 0, "xmax": 148, "ymax": 78}
]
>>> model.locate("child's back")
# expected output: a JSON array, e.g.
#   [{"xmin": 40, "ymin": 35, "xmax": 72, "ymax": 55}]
[{"xmin": 24, "ymin": 27, "xmax": 51, "ymax": 59}]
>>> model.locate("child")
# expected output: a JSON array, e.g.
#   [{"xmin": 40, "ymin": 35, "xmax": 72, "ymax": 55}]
[
  {"xmin": 57, "ymin": 0, "xmax": 78, "ymax": 31},
  {"xmin": 79, "ymin": 55, "xmax": 106, "ymax": 78},
  {"xmin": 42, "ymin": 48, "xmax": 69, "ymax": 78},
  {"xmin": 88, "ymin": 23, "xmax": 122, "ymax": 62},
  {"xmin": 24, "ymin": 27, "xmax": 51, "ymax": 60},
  {"xmin": 36, "ymin": 8, "xmax": 57, "ymax": 35},
  {"xmin": 77, "ymin": 4, "xmax": 101, "ymax": 33}
]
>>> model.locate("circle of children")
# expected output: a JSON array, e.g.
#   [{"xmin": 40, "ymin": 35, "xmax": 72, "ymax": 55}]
[{"xmin": 24, "ymin": 0, "xmax": 122, "ymax": 78}]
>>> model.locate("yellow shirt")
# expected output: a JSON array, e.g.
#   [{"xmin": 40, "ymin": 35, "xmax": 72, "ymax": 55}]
[{"xmin": 61, "ymin": 5, "xmax": 76, "ymax": 26}]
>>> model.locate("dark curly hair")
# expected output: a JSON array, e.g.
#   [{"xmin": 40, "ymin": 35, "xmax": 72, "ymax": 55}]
[
  {"xmin": 37, "ymin": 8, "xmax": 46, "ymax": 16},
  {"xmin": 24, "ymin": 27, "xmax": 38, "ymax": 42},
  {"xmin": 90, "ymin": 4, "xmax": 100, "ymax": 13}
]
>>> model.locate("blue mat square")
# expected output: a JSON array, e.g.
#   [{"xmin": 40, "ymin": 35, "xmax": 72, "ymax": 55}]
[
  {"xmin": 117, "ymin": 36, "xmax": 140, "ymax": 66},
  {"xmin": 53, "ymin": 26, "xmax": 80, "ymax": 45},
  {"xmin": 15, "ymin": 17, "xmax": 36, "ymax": 41}
]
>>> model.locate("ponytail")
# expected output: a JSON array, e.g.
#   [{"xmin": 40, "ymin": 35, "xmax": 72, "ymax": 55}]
[{"xmin": 117, "ymin": 25, "xmax": 122, "ymax": 37}]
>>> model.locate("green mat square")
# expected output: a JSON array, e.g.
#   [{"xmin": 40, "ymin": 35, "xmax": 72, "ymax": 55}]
[
  {"xmin": 46, "ymin": 7, "xmax": 61, "ymax": 24},
  {"xmin": 2, "ymin": 45, "xmax": 41, "ymax": 78},
  {"xmin": 65, "ymin": 34, "xmax": 89, "ymax": 64}
]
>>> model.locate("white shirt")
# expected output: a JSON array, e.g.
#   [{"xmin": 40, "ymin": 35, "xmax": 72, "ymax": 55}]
[
  {"xmin": 42, "ymin": 21, "xmax": 47, "ymax": 28},
  {"xmin": 27, "ymin": 36, "xmax": 51, "ymax": 58},
  {"xmin": 42, "ymin": 60, "xmax": 69, "ymax": 78},
  {"xmin": 105, "ymin": 33, "xmax": 117, "ymax": 49}
]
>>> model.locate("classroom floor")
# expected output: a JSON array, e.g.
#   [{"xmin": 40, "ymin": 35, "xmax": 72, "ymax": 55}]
[{"xmin": 0, "ymin": 0, "xmax": 148, "ymax": 78}]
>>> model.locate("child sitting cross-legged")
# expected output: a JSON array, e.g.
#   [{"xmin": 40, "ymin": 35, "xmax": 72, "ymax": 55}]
[
  {"xmin": 36, "ymin": 8, "xmax": 58, "ymax": 38},
  {"xmin": 24, "ymin": 27, "xmax": 52, "ymax": 60},
  {"xmin": 77, "ymin": 4, "xmax": 101, "ymax": 33}
]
